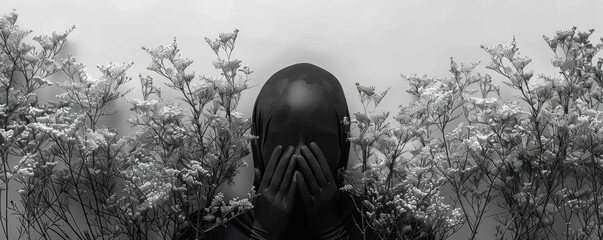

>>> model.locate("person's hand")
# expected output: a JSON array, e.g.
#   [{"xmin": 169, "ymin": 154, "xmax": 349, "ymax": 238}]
[
  {"xmin": 251, "ymin": 145, "xmax": 298, "ymax": 240},
  {"xmin": 296, "ymin": 142, "xmax": 347, "ymax": 239}
]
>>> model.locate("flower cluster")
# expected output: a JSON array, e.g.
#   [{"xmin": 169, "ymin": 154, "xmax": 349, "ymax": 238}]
[
  {"xmin": 0, "ymin": 10, "xmax": 85, "ymax": 239},
  {"xmin": 202, "ymin": 190, "xmax": 254, "ymax": 226},
  {"xmin": 11, "ymin": 56, "xmax": 131, "ymax": 239},
  {"xmin": 344, "ymin": 81, "xmax": 462, "ymax": 239},
  {"xmin": 371, "ymin": 27, "xmax": 603, "ymax": 240},
  {"xmin": 471, "ymin": 27, "xmax": 603, "ymax": 239},
  {"xmin": 1, "ymin": 10, "xmax": 255, "ymax": 240},
  {"xmin": 346, "ymin": 27, "xmax": 603, "ymax": 239},
  {"xmin": 108, "ymin": 29, "xmax": 255, "ymax": 239}
]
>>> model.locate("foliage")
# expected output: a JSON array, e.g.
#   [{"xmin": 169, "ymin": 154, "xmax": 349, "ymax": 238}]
[
  {"xmin": 0, "ymin": 10, "xmax": 254, "ymax": 240},
  {"xmin": 344, "ymin": 27, "xmax": 603, "ymax": 240},
  {"xmin": 344, "ymin": 77, "xmax": 464, "ymax": 239},
  {"xmin": 109, "ymin": 29, "xmax": 255, "ymax": 239}
]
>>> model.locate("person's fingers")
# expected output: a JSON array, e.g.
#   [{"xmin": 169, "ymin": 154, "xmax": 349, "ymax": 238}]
[
  {"xmin": 301, "ymin": 145, "xmax": 327, "ymax": 185},
  {"xmin": 269, "ymin": 146, "xmax": 294, "ymax": 190},
  {"xmin": 295, "ymin": 171, "xmax": 312, "ymax": 204},
  {"xmin": 309, "ymin": 142, "xmax": 334, "ymax": 183},
  {"xmin": 260, "ymin": 145, "xmax": 282, "ymax": 190},
  {"xmin": 278, "ymin": 155, "xmax": 297, "ymax": 195},
  {"xmin": 297, "ymin": 155, "xmax": 320, "ymax": 193},
  {"xmin": 284, "ymin": 171, "xmax": 299, "ymax": 211}
]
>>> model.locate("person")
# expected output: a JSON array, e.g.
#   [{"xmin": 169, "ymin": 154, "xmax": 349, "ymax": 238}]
[
  {"xmin": 183, "ymin": 63, "xmax": 377, "ymax": 239},
  {"xmin": 248, "ymin": 63, "xmax": 357, "ymax": 239}
]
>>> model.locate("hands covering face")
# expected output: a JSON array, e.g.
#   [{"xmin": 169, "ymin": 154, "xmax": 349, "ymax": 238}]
[
  {"xmin": 252, "ymin": 145, "xmax": 298, "ymax": 239},
  {"xmin": 296, "ymin": 142, "xmax": 345, "ymax": 237},
  {"xmin": 252, "ymin": 143, "xmax": 345, "ymax": 239}
]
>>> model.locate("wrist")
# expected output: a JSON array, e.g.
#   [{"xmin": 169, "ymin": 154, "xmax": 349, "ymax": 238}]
[{"xmin": 312, "ymin": 207, "xmax": 349, "ymax": 238}]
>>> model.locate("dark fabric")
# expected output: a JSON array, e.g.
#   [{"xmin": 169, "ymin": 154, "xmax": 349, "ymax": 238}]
[
  {"xmin": 180, "ymin": 63, "xmax": 353, "ymax": 240},
  {"xmin": 209, "ymin": 197, "xmax": 375, "ymax": 240},
  {"xmin": 248, "ymin": 63, "xmax": 352, "ymax": 239},
  {"xmin": 250, "ymin": 63, "xmax": 351, "ymax": 188},
  {"xmin": 192, "ymin": 63, "xmax": 353, "ymax": 240},
  {"xmin": 179, "ymin": 63, "xmax": 433, "ymax": 239}
]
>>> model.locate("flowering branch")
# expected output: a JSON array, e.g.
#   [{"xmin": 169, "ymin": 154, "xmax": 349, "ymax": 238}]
[{"xmin": 108, "ymin": 29, "xmax": 255, "ymax": 239}]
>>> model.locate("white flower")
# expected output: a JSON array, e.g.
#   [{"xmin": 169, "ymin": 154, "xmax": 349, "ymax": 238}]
[
  {"xmin": 355, "ymin": 83, "xmax": 375, "ymax": 96},
  {"xmin": 369, "ymin": 111, "xmax": 389, "ymax": 125},
  {"xmin": 16, "ymin": 168, "xmax": 34, "ymax": 177},
  {"xmin": 340, "ymin": 184, "xmax": 353, "ymax": 192},
  {"xmin": 0, "ymin": 129, "xmax": 13, "ymax": 141}
]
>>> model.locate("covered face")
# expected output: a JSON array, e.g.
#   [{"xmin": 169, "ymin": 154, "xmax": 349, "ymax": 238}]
[{"xmin": 251, "ymin": 63, "xmax": 350, "ymax": 186}]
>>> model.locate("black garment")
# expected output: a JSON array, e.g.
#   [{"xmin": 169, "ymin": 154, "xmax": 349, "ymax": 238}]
[
  {"xmin": 250, "ymin": 63, "xmax": 351, "ymax": 187},
  {"xmin": 181, "ymin": 63, "xmax": 354, "ymax": 240},
  {"xmin": 225, "ymin": 63, "xmax": 355, "ymax": 239},
  {"xmin": 179, "ymin": 63, "xmax": 434, "ymax": 239},
  {"xmin": 205, "ymin": 197, "xmax": 374, "ymax": 240},
  {"xmin": 249, "ymin": 63, "xmax": 352, "ymax": 239}
]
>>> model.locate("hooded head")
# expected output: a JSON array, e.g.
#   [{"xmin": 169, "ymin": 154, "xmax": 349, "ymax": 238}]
[{"xmin": 251, "ymin": 63, "xmax": 350, "ymax": 187}]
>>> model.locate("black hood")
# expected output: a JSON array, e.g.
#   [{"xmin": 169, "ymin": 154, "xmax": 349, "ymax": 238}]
[{"xmin": 251, "ymin": 63, "xmax": 350, "ymax": 187}]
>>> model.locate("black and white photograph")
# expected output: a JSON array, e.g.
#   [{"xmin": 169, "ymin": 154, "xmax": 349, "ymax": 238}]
[{"xmin": 0, "ymin": 1, "xmax": 602, "ymax": 239}]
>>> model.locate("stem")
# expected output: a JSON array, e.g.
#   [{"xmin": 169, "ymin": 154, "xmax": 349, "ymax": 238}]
[{"xmin": 66, "ymin": 151, "xmax": 96, "ymax": 238}]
